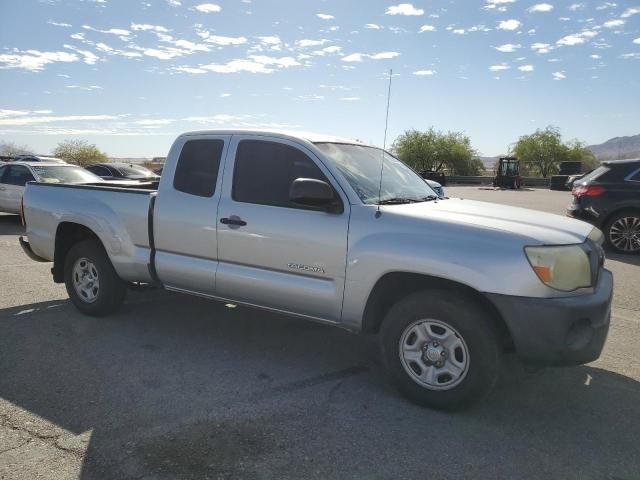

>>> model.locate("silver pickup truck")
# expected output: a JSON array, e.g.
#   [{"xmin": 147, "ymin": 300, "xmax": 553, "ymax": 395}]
[{"xmin": 20, "ymin": 130, "xmax": 613, "ymax": 409}]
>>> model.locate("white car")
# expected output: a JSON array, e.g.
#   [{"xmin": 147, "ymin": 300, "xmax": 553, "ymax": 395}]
[{"xmin": 0, "ymin": 161, "xmax": 103, "ymax": 214}]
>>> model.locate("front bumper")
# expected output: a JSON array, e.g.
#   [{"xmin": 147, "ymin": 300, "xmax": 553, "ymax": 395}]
[{"xmin": 487, "ymin": 269, "xmax": 613, "ymax": 366}]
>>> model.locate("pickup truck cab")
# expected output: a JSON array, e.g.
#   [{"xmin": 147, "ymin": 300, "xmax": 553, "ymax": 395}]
[{"xmin": 21, "ymin": 130, "xmax": 613, "ymax": 409}]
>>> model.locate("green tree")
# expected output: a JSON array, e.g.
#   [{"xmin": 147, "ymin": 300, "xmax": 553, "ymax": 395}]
[
  {"xmin": 513, "ymin": 127, "xmax": 600, "ymax": 177},
  {"xmin": 512, "ymin": 126, "xmax": 565, "ymax": 178},
  {"xmin": 392, "ymin": 128, "xmax": 479, "ymax": 175},
  {"xmin": 565, "ymin": 140, "xmax": 600, "ymax": 172},
  {"xmin": 0, "ymin": 141, "xmax": 33, "ymax": 157},
  {"xmin": 53, "ymin": 140, "xmax": 108, "ymax": 167}
]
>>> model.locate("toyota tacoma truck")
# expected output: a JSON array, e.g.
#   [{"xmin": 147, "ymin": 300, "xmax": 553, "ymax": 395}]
[{"xmin": 20, "ymin": 130, "xmax": 613, "ymax": 410}]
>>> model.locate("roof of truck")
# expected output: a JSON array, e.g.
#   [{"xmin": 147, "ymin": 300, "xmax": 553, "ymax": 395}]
[{"xmin": 180, "ymin": 129, "xmax": 370, "ymax": 146}]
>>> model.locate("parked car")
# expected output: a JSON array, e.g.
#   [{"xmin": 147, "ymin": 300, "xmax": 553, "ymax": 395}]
[
  {"xmin": 85, "ymin": 163, "xmax": 160, "ymax": 182},
  {"xmin": 421, "ymin": 170, "xmax": 447, "ymax": 186},
  {"xmin": 568, "ymin": 159, "xmax": 640, "ymax": 254},
  {"xmin": 13, "ymin": 154, "xmax": 67, "ymax": 164},
  {"xmin": 0, "ymin": 161, "xmax": 104, "ymax": 214},
  {"xmin": 21, "ymin": 130, "xmax": 612, "ymax": 410},
  {"xmin": 425, "ymin": 178, "xmax": 445, "ymax": 197}
]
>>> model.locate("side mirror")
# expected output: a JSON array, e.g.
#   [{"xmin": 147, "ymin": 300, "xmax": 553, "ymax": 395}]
[{"xmin": 290, "ymin": 178, "xmax": 338, "ymax": 211}]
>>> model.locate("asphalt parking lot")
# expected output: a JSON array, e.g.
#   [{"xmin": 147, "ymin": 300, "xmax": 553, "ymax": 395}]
[{"xmin": 1, "ymin": 186, "xmax": 639, "ymax": 480}]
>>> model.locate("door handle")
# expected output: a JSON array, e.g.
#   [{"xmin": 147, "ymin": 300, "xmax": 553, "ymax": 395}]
[{"xmin": 220, "ymin": 216, "xmax": 247, "ymax": 227}]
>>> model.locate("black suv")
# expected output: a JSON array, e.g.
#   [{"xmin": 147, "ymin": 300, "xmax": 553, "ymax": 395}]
[{"xmin": 567, "ymin": 159, "xmax": 640, "ymax": 254}]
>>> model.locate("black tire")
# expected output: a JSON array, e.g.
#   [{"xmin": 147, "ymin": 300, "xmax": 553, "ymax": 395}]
[
  {"xmin": 64, "ymin": 239, "xmax": 126, "ymax": 316},
  {"xmin": 604, "ymin": 211, "xmax": 640, "ymax": 254},
  {"xmin": 379, "ymin": 290, "xmax": 502, "ymax": 410}
]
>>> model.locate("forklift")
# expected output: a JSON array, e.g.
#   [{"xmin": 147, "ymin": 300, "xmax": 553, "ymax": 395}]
[{"xmin": 493, "ymin": 157, "xmax": 522, "ymax": 189}]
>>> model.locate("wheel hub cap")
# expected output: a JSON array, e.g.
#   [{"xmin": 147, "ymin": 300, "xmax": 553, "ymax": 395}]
[
  {"xmin": 610, "ymin": 216, "xmax": 640, "ymax": 252},
  {"xmin": 399, "ymin": 319, "xmax": 470, "ymax": 391},
  {"xmin": 72, "ymin": 257, "xmax": 100, "ymax": 304}
]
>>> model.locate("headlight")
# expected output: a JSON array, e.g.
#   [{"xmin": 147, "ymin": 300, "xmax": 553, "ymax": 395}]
[
  {"xmin": 587, "ymin": 227, "xmax": 604, "ymax": 245},
  {"xmin": 524, "ymin": 245, "xmax": 591, "ymax": 291}
]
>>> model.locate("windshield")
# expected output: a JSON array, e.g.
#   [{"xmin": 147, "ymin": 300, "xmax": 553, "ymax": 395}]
[
  {"xmin": 31, "ymin": 165, "xmax": 103, "ymax": 184},
  {"xmin": 115, "ymin": 165, "xmax": 157, "ymax": 178},
  {"xmin": 314, "ymin": 143, "xmax": 436, "ymax": 204}
]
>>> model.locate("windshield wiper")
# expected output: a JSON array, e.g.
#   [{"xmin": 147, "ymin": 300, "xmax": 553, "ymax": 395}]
[{"xmin": 377, "ymin": 197, "xmax": 421, "ymax": 205}]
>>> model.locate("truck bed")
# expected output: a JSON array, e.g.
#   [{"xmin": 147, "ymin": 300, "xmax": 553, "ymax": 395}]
[{"xmin": 23, "ymin": 182, "xmax": 158, "ymax": 283}]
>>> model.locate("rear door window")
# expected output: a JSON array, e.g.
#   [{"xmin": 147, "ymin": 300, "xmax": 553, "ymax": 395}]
[
  {"xmin": 173, "ymin": 139, "xmax": 225, "ymax": 197},
  {"xmin": 2, "ymin": 166, "xmax": 35, "ymax": 186}
]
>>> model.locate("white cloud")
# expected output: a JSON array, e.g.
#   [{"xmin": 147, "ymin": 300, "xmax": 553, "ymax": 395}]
[
  {"xmin": 193, "ymin": 3, "xmax": 221, "ymax": 13},
  {"xmin": 257, "ymin": 36, "xmax": 281, "ymax": 45},
  {"xmin": 369, "ymin": 51, "xmax": 400, "ymax": 59},
  {"xmin": 596, "ymin": 2, "xmax": 617, "ymax": 11},
  {"xmin": 569, "ymin": 3, "xmax": 585, "ymax": 10},
  {"xmin": 48, "ymin": 20, "xmax": 72, "ymax": 27},
  {"xmin": 634, "ymin": 38, "xmax": 640, "ymax": 44},
  {"xmin": 419, "ymin": 25, "xmax": 436, "ymax": 32},
  {"xmin": 166, "ymin": 0, "xmax": 181, "ymax": 6},
  {"xmin": 365, "ymin": 23, "xmax": 382, "ymax": 29},
  {"xmin": 557, "ymin": 30, "xmax": 597, "ymax": 46},
  {"xmin": 452, "ymin": 29, "xmax": 466, "ymax": 34},
  {"xmin": 317, "ymin": 13, "xmax": 334, "ymax": 20},
  {"xmin": 82, "ymin": 25, "xmax": 130, "ymax": 36},
  {"xmin": 620, "ymin": 52, "xmax": 640, "ymax": 59},
  {"xmin": 413, "ymin": 69, "xmax": 436, "ymax": 75},
  {"xmin": 296, "ymin": 39, "xmax": 330, "ymax": 47},
  {"xmin": 528, "ymin": 3, "xmax": 554, "ymax": 12},
  {"xmin": 603, "ymin": 19, "xmax": 625, "ymax": 28},
  {"xmin": 518, "ymin": 64, "xmax": 534, "ymax": 71},
  {"xmin": 202, "ymin": 34, "xmax": 247, "ymax": 46},
  {"xmin": 552, "ymin": 71, "xmax": 566, "ymax": 80},
  {"xmin": 131, "ymin": 23, "xmax": 169, "ymax": 33},
  {"xmin": 0, "ymin": 113, "xmax": 119, "ymax": 126},
  {"xmin": 135, "ymin": 119, "xmax": 174, "ymax": 125},
  {"xmin": 174, "ymin": 66, "xmax": 207, "ymax": 74},
  {"xmin": 201, "ymin": 59, "xmax": 274, "ymax": 73},
  {"xmin": 486, "ymin": 0, "xmax": 515, "ymax": 3},
  {"xmin": 621, "ymin": 7, "xmax": 640, "ymax": 18},
  {"xmin": 489, "ymin": 63, "xmax": 510, "ymax": 71},
  {"xmin": 495, "ymin": 43, "xmax": 521, "ymax": 52},
  {"xmin": 590, "ymin": 54, "xmax": 602, "ymax": 58},
  {"xmin": 498, "ymin": 19, "xmax": 521, "ymax": 30},
  {"xmin": 64, "ymin": 45, "xmax": 100, "ymax": 64},
  {"xmin": 342, "ymin": 53, "xmax": 364, "ymax": 62},
  {"xmin": 0, "ymin": 49, "xmax": 79, "ymax": 71},
  {"xmin": 312, "ymin": 45, "xmax": 342, "ymax": 55},
  {"xmin": 66, "ymin": 84, "xmax": 103, "ymax": 90},
  {"xmin": 220, "ymin": 93, "xmax": 231, "ymax": 97},
  {"xmin": 531, "ymin": 42, "xmax": 553, "ymax": 53},
  {"xmin": 385, "ymin": 3, "xmax": 424, "ymax": 16},
  {"xmin": 341, "ymin": 51, "xmax": 399, "ymax": 62}
]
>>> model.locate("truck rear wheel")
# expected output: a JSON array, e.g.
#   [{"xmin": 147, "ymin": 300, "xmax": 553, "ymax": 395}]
[
  {"xmin": 64, "ymin": 239, "xmax": 126, "ymax": 316},
  {"xmin": 379, "ymin": 290, "xmax": 502, "ymax": 410}
]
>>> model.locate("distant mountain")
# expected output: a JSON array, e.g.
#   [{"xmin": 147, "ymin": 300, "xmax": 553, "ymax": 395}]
[{"xmin": 588, "ymin": 134, "xmax": 640, "ymax": 160}]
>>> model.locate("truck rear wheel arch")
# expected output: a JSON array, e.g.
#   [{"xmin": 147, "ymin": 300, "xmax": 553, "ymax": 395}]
[
  {"xmin": 361, "ymin": 272, "xmax": 513, "ymax": 350},
  {"xmin": 53, "ymin": 222, "xmax": 102, "ymax": 283}
]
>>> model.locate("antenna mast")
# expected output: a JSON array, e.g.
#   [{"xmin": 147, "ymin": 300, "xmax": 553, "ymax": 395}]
[{"xmin": 376, "ymin": 68, "xmax": 393, "ymax": 218}]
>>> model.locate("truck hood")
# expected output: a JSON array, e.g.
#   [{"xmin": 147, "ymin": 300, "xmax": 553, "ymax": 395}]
[{"xmin": 387, "ymin": 198, "xmax": 593, "ymax": 245}]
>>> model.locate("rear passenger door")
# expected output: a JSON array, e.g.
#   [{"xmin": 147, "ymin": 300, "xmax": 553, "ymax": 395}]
[
  {"xmin": 153, "ymin": 135, "xmax": 230, "ymax": 296},
  {"xmin": 215, "ymin": 136, "xmax": 350, "ymax": 323}
]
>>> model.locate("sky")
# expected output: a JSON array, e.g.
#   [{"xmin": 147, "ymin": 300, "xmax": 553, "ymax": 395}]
[{"xmin": 0, "ymin": 0, "xmax": 639, "ymax": 158}]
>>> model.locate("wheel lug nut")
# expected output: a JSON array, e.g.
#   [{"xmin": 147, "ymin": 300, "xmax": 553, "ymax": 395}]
[{"xmin": 441, "ymin": 351, "xmax": 446, "ymax": 357}]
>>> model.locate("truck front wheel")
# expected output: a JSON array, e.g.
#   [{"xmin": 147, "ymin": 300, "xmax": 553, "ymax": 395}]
[
  {"xmin": 379, "ymin": 290, "xmax": 502, "ymax": 410},
  {"xmin": 64, "ymin": 239, "xmax": 126, "ymax": 316}
]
